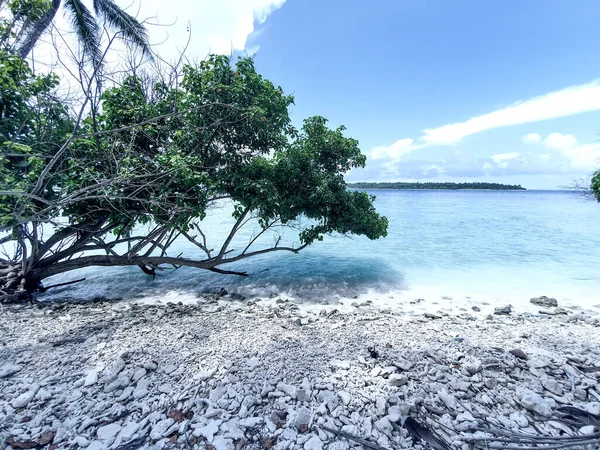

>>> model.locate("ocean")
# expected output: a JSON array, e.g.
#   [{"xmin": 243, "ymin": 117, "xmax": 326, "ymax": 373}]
[{"xmin": 40, "ymin": 190, "xmax": 600, "ymax": 313}]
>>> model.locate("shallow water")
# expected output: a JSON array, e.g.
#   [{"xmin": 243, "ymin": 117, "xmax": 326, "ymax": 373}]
[{"xmin": 41, "ymin": 190, "xmax": 600, "ymax": 312}]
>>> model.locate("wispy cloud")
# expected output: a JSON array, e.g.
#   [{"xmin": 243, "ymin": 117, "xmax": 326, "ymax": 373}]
[{"xmin": 370, "ymin": 79, "xmax": 600, "ymax": 159}]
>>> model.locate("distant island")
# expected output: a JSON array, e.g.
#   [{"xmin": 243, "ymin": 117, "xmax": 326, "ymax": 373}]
[{"xmin": 348, "ymin": 182, "xmax": 526, "ymax": 190}]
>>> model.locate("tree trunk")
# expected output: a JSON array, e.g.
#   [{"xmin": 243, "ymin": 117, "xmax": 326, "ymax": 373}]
[{"xmin": 15, "ymin": 0, "xmax": 61, "ymax": 59}]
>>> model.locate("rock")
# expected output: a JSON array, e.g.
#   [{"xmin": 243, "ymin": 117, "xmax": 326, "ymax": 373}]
[
  {"xmin": 239, "ymin": 417, "xmax": 264, "ymax": 428},
  {"xmin": 438, "ymin": 389, "xmax": 457, "ymax": 409},
  {"xmin": 509, "ymin": 412, "xmax": 529, "ymax": 428},
  {"xmin": 84, "ymin": 370, "xmax": 99, "ymax": 386},
  {"xmin": 424, "ymin": 313, "xmax": 441, "ymax": 320},
  {"xmin": 330, "ymin": 359, "xmax": 350, "ymax": 370},
  {"xmin": 337, "ymin": 391, "xmax": 351, "ymax": 405},
  {"xmin": 530, "ymin": 296, "xmax": 558, "ymax": 307},
  {"xmin": 150, "ymin": 418, "xmax": 175, "ymax": 440},
  {"xmin": 158, "ymin": 383, "xmax": 172, "ymax": 394},
  {"xmin": 471, "ymin": 306, "xmax": 481, "ymax": 312},
  {"xmin": 73, "ymin": 436, "xmax": 90, "ymax": 447},
  {"xmin": 277, "ymin": 382, "xmax": 297, "ymax": 399},
  {"xmin": 230, "ymin": 293, "xmax": 246, "ymax": 301},
  {"xmin": 160, "ymin": 363, "xmax": 178, "ymax": 374},
  {"xmin": 509, "ymin": 349, "xmax": 528, "ymax": 360},
  {"xmin": 12, "ymin": 385, "xmax": 39, "ymax": 408},
  {"xmin": 494, "ymin": 305, "xmax": 511, "ymax": 315},
  {"xmin": 541, "ymin": 377, "xmax": 563, "ymax": 396},
  {"xmin": 0, "ymin": 363, "xmax": 21, "ymax": 378},
  {"xmin": 292, "ymin": 407, "xmax": 312, "ymax": 429},
  {"xmin": 212, "ymin": 436, "xmax": 235, "ymax": 450},
  {"xmin": 97, "ymin": 423, "xmax": 121, "ymax": 445},
  {"xmin": 317, "ymin": 390, "xmax": 339, "ymax": 412},
  {"xmin": 375, "ymin": 397, "xmax": 386, "ymax": 416},
  {"xmin": 394, "ymin": 358, "xmax": 413, "ymax": 371},
  {"xmin": 133, "ymin": 378, "xmax": 150, "ymax": 399},
  {"xmin": 388, "ymin": 374, "xmax": 408, "ymax": 387},
  {"xmin": 193, "ymin": 420, "xmax": 220, "ymax": 441},
  {"xmin": 303, "ymin": 434, "xmax": 323, "ymax": 450},
  {"xmin": 464, "ymin": 360, "xmax": 482, "ymax": 375},
  {"xmin": 516, "ymin": 387, "xmax": 553, "ymax": 417},
  {"xmin": 386, "ymin": 406, "xmax": 402, "ymax": 423},
  {"xmin": 374, "ymin": 417, "xmax": 393, "ymax": 437}
]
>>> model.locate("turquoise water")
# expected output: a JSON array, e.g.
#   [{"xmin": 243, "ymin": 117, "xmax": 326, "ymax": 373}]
[{"xmin": 41, "ymin": 190, "xmax": 600, "ymax": 309}]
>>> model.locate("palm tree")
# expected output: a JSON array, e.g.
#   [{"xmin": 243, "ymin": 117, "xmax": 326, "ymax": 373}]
[{"xmin": 15, "ymin": 0, "xmax": 150, "ymax": 66}]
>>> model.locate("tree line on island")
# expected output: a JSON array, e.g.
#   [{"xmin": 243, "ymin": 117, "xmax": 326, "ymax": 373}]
[{"xmin": 347, "ymin": 182, "xmax": 526, "ymax": 190}]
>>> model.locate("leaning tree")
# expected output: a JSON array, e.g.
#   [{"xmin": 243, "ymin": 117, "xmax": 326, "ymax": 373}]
[{"xmin": 0, "ymin": 51, "xmax": 388, "ymax": 301}]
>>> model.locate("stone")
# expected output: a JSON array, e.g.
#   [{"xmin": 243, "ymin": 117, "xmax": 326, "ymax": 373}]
[
  {"xmin": 471, "ymin": 306, "xmax": 481, "ymax": 312},
  {"xmin": 97, "ymin": 423, "xmax": 122, "ymax": 445},
  {"xmin": 509, "ymin": 412, "xmax": 529, "ymax": 428},
  {"xmin": 158, "ymin": 383, "xmax": 173, "ymax": 394},
  {"xmin": 374, "ymin": 417, "xmax": 393, "ymax": 437},
  {"xmin": 386, "ymin": 406, "xmax": 402, "ymax": 423},
  {"xmin": 73, "ymin": 436, "xmax": 90, "ymax": 447},
  {"xmin": 239, "ymin": 417, "xmax": 264, "ymax": 428},
  {"xmin": 375, "ymin": 397, "xmax": 386, "ymax": 416},
  {"xmin": 0, "ymin": 363, "xmax": 21, "ymax": 378},
  {"xmin": 212, "ymin": 436, "xmax": 235, "ymax": 450},
  {"xmin": 303, "ymin": 434, "xmax": 323, "ymax": 450},
  {"xmin": 388, "ymin": 374, "xmax": 408, "ymax": 387},
  {"xmin": 464, "ymin": 360, "xmax": 482, "ymax": 375},
  {"xmin": 292, "ymin": 407, "xmax": 312, "ymax": 429},
  {"xmin": 530, "ymin": 296, "xmax": 558, "ymax": 307},
  {"xmin": 337, "ymin": 391, "xmax": 351, "ymax": 405},
  {"xmin": 150, "ymin": 418, "xmax": 175, "ymax": 440},
  {"xmin": 438, "ymin": 389, "xmax": 457, "ymax": 409},
  {"xmin": 509, "ymin": 349, "xmax": 528, "ymax": 360},
  {"xmin": 133, "ymin": 378, "xmax": 150, "ymax": 399},
  {"xmin": 541, "ymin": 377, "xmax": 563, "ymax": 396},
  {"xmin": 84, "ymin": 370, "xmax": 99, "ymax": 386},
  {"xmin": 517, "ymin": 387, "xmax": 553, "ymax": 417},
  {"xmin": 276, "ymin": 382, "xmax": 297, "ymax": 399},
  {"xmin": 494, "ymin": 305, "xmax": 511, "ymax": 315},
  {"xmin": 193, "ymin": 420, "xmax": 220, "ymax": 441},
  {"xmin": 330, "ymin": 359, "xmax": 350, "ymax": 370},
  {"xmin": 12, "ymin": 385, "xmax": 39, "ymax": 408},
  {"xmin": 160, "ymin": 363, "xmax": 178, "ymax": 375}
]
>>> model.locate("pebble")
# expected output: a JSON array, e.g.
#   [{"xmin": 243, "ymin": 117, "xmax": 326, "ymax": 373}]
[{"xmin": 0, "ymin": 299, "xmax": 598, "ymax": 450}]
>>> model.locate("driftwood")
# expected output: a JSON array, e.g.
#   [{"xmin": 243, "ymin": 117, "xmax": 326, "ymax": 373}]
[
  {"xmin": 402, "ymin": 416, "xmax": 452, "ymax": 450},
  {"xmin": 319, "ymin": 425, "xmax": 390, "ymax": 450}
]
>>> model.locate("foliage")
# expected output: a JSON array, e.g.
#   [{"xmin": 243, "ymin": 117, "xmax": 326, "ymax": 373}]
[
  {"xmin": 0, "ymin": 49, "xmax": 73, "ymax": 226},
  {"xmin": 0, "ymin": 53, "xmax": 388, "ymax": 297},
  {"xmin": 591, "ymin": 170, "xmax": 600, "ymax": 201},
  {"xmin": 347, "ymin": 181, "xmax": 526, "ymax": 191}
]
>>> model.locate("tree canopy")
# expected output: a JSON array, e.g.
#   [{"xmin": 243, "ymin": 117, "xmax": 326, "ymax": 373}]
[{"xmin": 0, "ymin": 49, "xmax": 388, "ymax": 300}]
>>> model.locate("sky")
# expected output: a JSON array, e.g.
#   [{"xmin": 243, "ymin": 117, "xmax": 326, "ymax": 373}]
[{"xmin": 54, "ymin": 0, "xmax": 600, "ymax": 189}]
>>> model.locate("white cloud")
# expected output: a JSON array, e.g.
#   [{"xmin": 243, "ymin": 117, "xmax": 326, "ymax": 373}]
[
  {"xmin": 420, "ymin": 80, "xmax": 600, "ymax": 146},
  {"xmin": 369, "ymin": 79, "xmax": 600, "ymax": 160},
  {"xmin": 520, "ymin": 132, "xmax": 600, "ymax": 171},
  {"xmin": 138, "ymin": 0, "xmax": 286, "ymax": 57},
  {"xmin": 370, "ymin": 138, "xmax": 417, "ymax": 160},
  {"xmin": 521, "ymin": 133, "xmax": 541, "ymax": 144},
  {"xmin": 490, "ymin": 152, "xmax": 522, "ymax": 168}
]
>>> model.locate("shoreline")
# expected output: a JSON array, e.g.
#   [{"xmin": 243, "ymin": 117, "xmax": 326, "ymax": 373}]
[{"xmin": 1, "ymin": 297, "xmax": 600, "ymax": 449}]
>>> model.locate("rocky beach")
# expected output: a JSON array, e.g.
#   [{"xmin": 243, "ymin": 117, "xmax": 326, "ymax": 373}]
[{"xmin": 1, "ymin": 294, "xmax": 600, "ymax": 450}]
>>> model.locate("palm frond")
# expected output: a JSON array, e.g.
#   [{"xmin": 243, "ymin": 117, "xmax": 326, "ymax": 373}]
[
  {"xmin": 92, "ymin": 0, "xmax": 151, "ymax": 58},
  {"xmin": 63, "ymin": 0, "xmax": 102, "ymax": 67}
]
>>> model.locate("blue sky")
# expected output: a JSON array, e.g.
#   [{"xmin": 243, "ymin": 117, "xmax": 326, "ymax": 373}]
[
  {"xmin": 74, "ymin": 0, "xmax": 600, "ymax": 189},
  {"xmin": 243, "ymin": 0, "xmax": 600, "ymax": 189}
]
